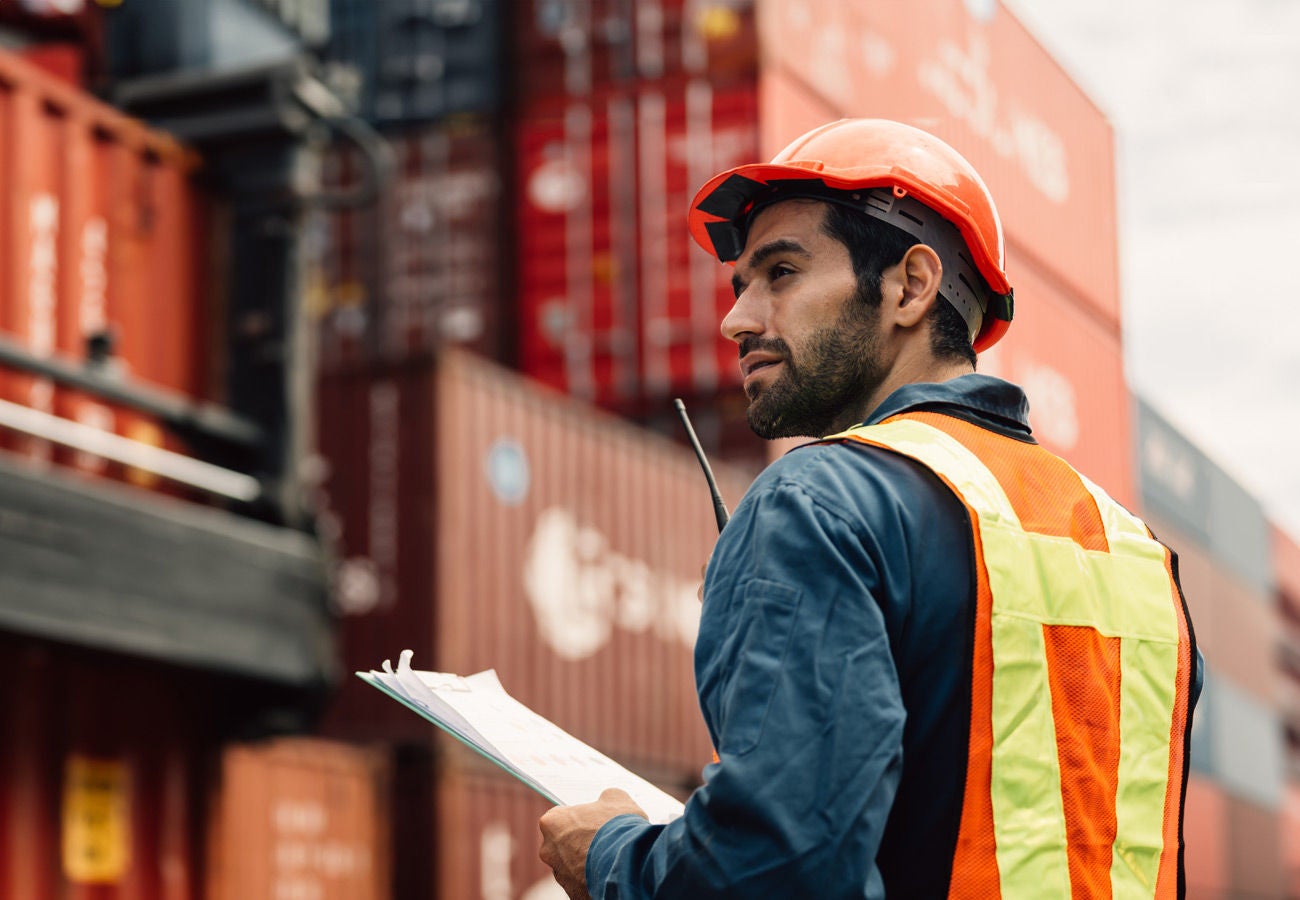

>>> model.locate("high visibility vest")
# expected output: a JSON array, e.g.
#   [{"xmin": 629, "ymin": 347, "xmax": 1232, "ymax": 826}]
[{"xmin": 827, "ymin": 410, "xmax": 1195, "ymax": 899}]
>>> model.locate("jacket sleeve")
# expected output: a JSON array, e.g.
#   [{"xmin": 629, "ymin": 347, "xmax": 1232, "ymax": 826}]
[{"xmin": 585, "ymin": 469, "xmax": 906, "ymax": 898}]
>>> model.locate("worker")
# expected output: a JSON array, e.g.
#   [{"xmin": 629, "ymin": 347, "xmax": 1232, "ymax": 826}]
[{"xmin": 538, "ymin": 118, "xmax": 1198, "ymax": 898}]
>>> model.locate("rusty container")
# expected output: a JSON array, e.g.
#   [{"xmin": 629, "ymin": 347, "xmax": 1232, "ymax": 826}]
[
  {"xmin": 0, "ymin": 49, "xmax": 209, "ymax": 481},
  {"xmin": 205, "ymin": 738, "xmax": 390, "ymax": 900},
  {"xmin": 755, "ymin": 0, "xmax": 1121, "ymax": 335},
  {"xmin": 317, "ymin": 350, "xmax": 752, "ymax": 775}
]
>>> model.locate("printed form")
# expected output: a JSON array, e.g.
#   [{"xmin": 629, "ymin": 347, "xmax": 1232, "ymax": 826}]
[{"xmin": 358, "ymin": 650, "xmax": 685, "ymax": 825}]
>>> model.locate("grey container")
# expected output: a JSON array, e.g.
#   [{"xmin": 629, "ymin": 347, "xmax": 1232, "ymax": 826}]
[
  {"xmin": 1206, "ymin": 463, "xmax": 1274, "ymax": 597},
  {"xmin": 1133, "ymin": 396, "xmax": 1213, "ymax": 545},
  {"xmin": 1193, "ymin": 669, "xmax": 1285, "ymax": 810}
]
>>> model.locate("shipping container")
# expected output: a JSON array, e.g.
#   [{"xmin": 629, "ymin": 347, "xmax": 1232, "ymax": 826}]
[
  {"xmin": 1134, "ymin": 396, "xmax": 1214, "ymax": 547},
  {"xmin": 976, "ymin": 253, "xmax": 1134, "ymax": 508},
  {"xmin": 314, "ymin": 116, "xmax": 505, "ymax": 372},
  {"xmin": 755, "ymin": 0, "xmax": 1120, "ymax": 334},
  {"xmin": 516, "ymin": 78, "xmax": 758, "ymax": 408},
  {"xmin": 1144, "ymin": 511, "xmax": 1275, "ymax": 705},
  {"xmin": 1192, "ymin": 667, "xmax": 1285, "ymax": 810},
  {"xmin": 205, "ymin": 738, "xmax": 390, "ymax": 900},
  {"xmin": 327, "ymin": 0, "xmax": 502, "ymax": 125},
  {"xmin": 1284, "ymin": 781, "xmax": 1300, "ymax": 899},
  {"xmin": 1226, "ymin": 793, "xmax": 1285, "ymax": 898},
  {"xmin": 0, "ymin": 49, "xmax": 211, "ymax": 483},
  {"xmin": 1274, "ymin": 524, "xmax": 1300, "ymax": 611},
  {"xmin": 1134, "ymin": 396, "xmax": 1275, "ymax": 596},
  {"xmin": 1184, "ymin": 774, "xmax": 1230, "ymax": 899},
  {"xmin": 511, "ymin": 0, "xmax": 756, "ymax": 105},
  {"xmin": 317, "ymin": 351, "xmax": 752, "ymax": 774},
  {"xmin": 1206, "ymin": 462, "xmax": 1274, "ymax": 598},
  {"xmin": 0, "ymin": 636, "xmax": 208, "ymax": 900}
]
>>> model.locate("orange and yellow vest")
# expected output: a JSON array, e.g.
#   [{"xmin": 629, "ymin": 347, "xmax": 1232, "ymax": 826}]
[{"xmin": 828, "ymin": 410, "xmax": 1195, "ymax": 899}]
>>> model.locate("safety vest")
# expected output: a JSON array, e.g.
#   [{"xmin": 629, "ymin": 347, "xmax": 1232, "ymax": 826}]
[{"xmin": 827, "ymin": 410, "xmax": 1195, "ymax": 899}]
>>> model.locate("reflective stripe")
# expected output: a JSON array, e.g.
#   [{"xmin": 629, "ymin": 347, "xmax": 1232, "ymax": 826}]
[{"xmin": 833, "ymin": 418, "xmax": 1183, "ymax": 899}]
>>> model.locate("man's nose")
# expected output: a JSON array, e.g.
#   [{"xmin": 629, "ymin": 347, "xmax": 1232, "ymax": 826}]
[{"xmin": 720, "ymin": 290, "xmax": 763, "ymax": 344}]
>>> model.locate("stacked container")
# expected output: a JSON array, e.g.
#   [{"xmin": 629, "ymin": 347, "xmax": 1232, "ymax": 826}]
[
  {"xmin": 512, "ymin": 0, "xmax": 759, "ymax": 413},
  {"xmin": 0, "ymin": 51, "xmax": 213, "ymax": 489},
  {"xmin": 1133, "ymin": 396, "xmax": 1286, "ymax": 896},
  {"xmin": 316, "ymin": 350, "xmax": 749, "ymax": 889},
  {"xmin": 756, "ymin": 0, "xmax": 1133, "ymax": 506}
]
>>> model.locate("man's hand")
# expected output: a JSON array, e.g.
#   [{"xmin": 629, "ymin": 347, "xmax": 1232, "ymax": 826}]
[{"xmin": 539, "ymin": 788, "xmax": 647, "ymax": 899}]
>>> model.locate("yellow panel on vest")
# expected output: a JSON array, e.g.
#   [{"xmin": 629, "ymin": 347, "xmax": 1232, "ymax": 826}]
[{"xmin": 834, "ymin": 418, "xmax": 1182, "ymax": 900}]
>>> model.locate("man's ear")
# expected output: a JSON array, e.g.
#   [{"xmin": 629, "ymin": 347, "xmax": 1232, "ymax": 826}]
[{"xmin": 892, "ymin": 244, "xmax": 944, "ymax": 328}]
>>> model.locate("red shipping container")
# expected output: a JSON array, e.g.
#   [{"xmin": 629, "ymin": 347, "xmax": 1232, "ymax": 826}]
[
  {"xmin": 428, "ymin": 750, "xmax": 691, "ymax": 900},
  {"xmin": 1184, "ymin": 775, "xmax": 1230, "ymax": 898},
  {"xmin": 0, "ymin": 637, "xmax": 206, "ymax": 900},
  {"xmin": 1226, "ymin": 793, "xmax": 1285, "ymax": 898},
  {"xmin": 512, "ymin": 0, "xmax": 756, "ymax": 104},
  {"xmin": 1274, "ymin": 523, "xmax": 1300, "ymax": 610},
  {"xmin": 0, "ymin": 50, "xmax": 210, "ymax": 484},
  {"xmin": 977, "ymin": 252, "xmax": 1134, "ymax": 508},
  {"xmin": 516, "ymin": 78, "xmax": 758, "ymax": 407},
  {"xmin": 205, "ymin": 739, "xmax": 390, "ymax": 900},
  {"xmin": 315, "ymin": 117, "xmax": 504, "ymax": 373},
  {"xmin": 317, "ymin": 351, "xmax": 752, "ymax": 774},
  {"xmin": 1284, "ymin": 782, "xmax": 1300, "ymax": 899},
  {"xmin": 1144, "ymin": 511, "xmax": 1276, "ymax": 706},
  {"xmin": 756, "ymin": 0, "xmax": 1121, "ymax": 335}
]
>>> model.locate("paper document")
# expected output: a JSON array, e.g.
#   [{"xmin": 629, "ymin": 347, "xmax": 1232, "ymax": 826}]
[{"xmin": 357, "ymin": 650, "xmax": 685, "ymax": 824}]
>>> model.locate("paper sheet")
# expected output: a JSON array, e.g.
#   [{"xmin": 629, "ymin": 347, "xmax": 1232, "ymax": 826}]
[{"xmin": 358, "ymin": 650, "xmax": 685, "ymax": 824}]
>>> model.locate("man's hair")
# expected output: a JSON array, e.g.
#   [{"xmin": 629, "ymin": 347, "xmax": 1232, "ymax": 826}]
[{"xmin": 820, "ymin": 203, "xmax": 978, "ymax": 367}]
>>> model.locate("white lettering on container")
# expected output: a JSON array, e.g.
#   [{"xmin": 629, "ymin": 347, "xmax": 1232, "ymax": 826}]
[
  {"xmin": 1019, "ymin": 361, "xmax": 1080, "ymax": 451},
  {"xmin": 480, "ymin": 822, "xmax": 514, "ymax": 900},
  {"xmin": 523, "ymin": 507, "xmax": 702, "ymax": 660},
  {"xmin": 917, "ymin": 32, "xmax": 1070, "ymax": 204}
]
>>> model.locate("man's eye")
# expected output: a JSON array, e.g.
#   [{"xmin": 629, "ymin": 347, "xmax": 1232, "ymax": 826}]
[{"xmin": 771, "ymin": 264, "xmax": 794, "ymax": 280}]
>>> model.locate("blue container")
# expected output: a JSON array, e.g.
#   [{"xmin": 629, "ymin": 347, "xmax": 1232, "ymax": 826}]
[{"xmin": 327, "ymin": 0, "xmax": 501, "ymax": 125}]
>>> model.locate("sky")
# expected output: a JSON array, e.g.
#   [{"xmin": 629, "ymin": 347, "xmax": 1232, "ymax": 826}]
[{"xmin": 999, "ymin": 0, "xmax": 1300, "ymax": 539}]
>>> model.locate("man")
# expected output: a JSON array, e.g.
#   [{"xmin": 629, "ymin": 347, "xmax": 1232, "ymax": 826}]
[{"xmin": 539, "ymin": 119, "xmax": 1197, "ymax": 898}]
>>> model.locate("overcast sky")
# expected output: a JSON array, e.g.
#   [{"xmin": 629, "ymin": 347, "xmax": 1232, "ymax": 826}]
[{"xmin": 998, "ymin": 0, "xmax": 1300, "ymax": 539}]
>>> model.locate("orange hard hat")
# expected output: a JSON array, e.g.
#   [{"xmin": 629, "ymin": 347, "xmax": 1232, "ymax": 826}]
[{"xmin": 688, "ymin": 118, "xmax": 1014, "ymax": 352}]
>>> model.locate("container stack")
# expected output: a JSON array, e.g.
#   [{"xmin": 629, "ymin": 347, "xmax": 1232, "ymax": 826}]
[
  {"xmin": 315, "ymin": 350, "xmax": 751, "ymax": 893},
  {"xmin": 512, "ymin": 0, "xmax": 759, "ymax": 418},
  {"xmin": 757, "ymin": 0, "xmax": 1134, "ymax": 508},
  {"xmin": 1132, "ymin": 396, "xmax": 1291, "ymax": 896},
  {"xmin": 313, "ymin": 0, "xmax": 507, "ymax": 372},
  {"xmin": 0, "ymin": 50, "xmax": 213, "ymax": 488}
]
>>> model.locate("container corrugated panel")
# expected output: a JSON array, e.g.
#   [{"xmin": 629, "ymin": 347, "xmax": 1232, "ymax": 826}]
[
  {"xmin": 516, "ymin": 79, "xmax": 758, "ymax": 408},
  {"xmin": 316, "ymin": 362, "xmax": 439, "ymax": 743},
  {"xmin": 1196, "ymin": 669, "xmax": 1285, "ymax": 809},
  {"xmin": 314, "ymin": 116, "xmax": 505, "ymax": 373},
  {"xmin": 1274, "ymin": 524, "xmax": 1300, "ymax": 611},
  {"xmin": 1226, "ymin": 793, "xmax": 1284, "ymax": 898},
  {"xmin": 328, "ymin": 0, "xmax": 502, "ymax": 125},
  {"xmin": 432, "ymin": 752, "xmax": 585, "ymax": 900},
  {"xmin": 1284, "ymin": 782, "xmax": 1300, "ymax": 899},
  {"xmin": 1144, "ymin": 511, "xmax": 1275, "ymax": 705},
  {"xmin": 316, "ymin": 351, "xmax": 752, "ymax": 773},
  {"xmin": 1184, "ymin": 774, "xmax": 1230, "ymax": 898},
  {"xmin": 0, "ymin": 636, "xmax": 207, "ymax": 900},
  {"xmin": 1133, "ymin": 396, "xmax": 1214, "ymax": 546},
  {"xmin": 206, "ymin": 738, "xmax": 390, "ymax": 900},
  {"xmin": 756, "ymin": 0, "xmax": 1120, "ymax": 334},
  {"xmin": 976, "ymin": 254, "xmax": 1134, "ymax": 509},
  {"xmin": 1205, "ymin": 462, "xmax": 1274, "ymax": 598},
  {"xmin": 512, "ymin": 0, "xmax": 756, "ymax": 104},
  {"xmin": 0, "ymin": 50, "xmax": 210, "ymax": 482}
]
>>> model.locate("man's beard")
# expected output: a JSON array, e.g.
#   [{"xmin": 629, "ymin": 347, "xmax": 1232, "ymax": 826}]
[{"xmin": 742, "ymin": 289, "xmax": 884, "ymax": 440}]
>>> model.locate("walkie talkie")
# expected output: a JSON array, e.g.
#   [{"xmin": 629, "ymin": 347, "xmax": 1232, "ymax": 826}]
[{"xmin": 673, "ymin": 399, "xmax": 730, "ymax": 533}]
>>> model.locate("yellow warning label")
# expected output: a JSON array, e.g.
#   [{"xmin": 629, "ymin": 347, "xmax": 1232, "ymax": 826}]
[{"xmin": 62, "ymin": 756, "xmax": 130, "ymax": 883}]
